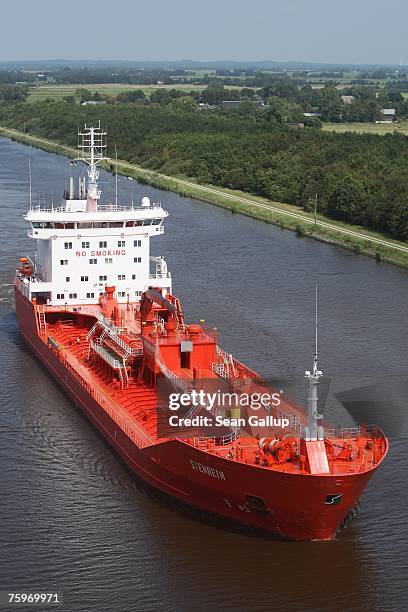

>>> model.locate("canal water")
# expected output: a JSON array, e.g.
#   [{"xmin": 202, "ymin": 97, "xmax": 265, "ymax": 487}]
[{"xmin": 0, "ymin": 137, "xmax": 407, "ymax": 611}]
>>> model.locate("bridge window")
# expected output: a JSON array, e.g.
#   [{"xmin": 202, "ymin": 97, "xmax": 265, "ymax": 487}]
[
  {"xmin": 60, "ymin": 260, "xmax": 68, "ymax": 265},
  {"xmin": 56, "ymin": 293, "xmax": 65, "ymax": 299},
  {"xmin": 134, "ymin": 291, "xmax": 142, "ymax": 297},
  {"xmin": 56, "ymin": 223, "xmax": 74, "ymax": 230},
  {"xmin": 77, "ymin": 222, "xmax": 93, "ymax": 229},
  {"xmin": 69, "ymin": 293, "xmax": 77, "ymax": 299},
  {"xmin": 99, "ymin": 275, "xmax": 107, "ymax": 281},
  {"xmin": 134, "ymin": 240, "xmax": 141, "ymax": 247},
  {"xmin": 99, "ymin": 241, "xmax": 107, "ymax": 248},
  {"xmin": 32, "ymin": 222, "xmax": 44, "ymax": 229},
  {"xmin": 105, "ymin": 258, "xmax": 113, "ymax": 264},
  {"xmin": 82, "ymin": 241, "xmax": 90, "ymax": 249},
  {"xmin": 118, "ymin": 291, "xmax": 126, "ymax": 297},
  {"xmin": 134, "ymin": 257, "xmax": 141, "ymax": 263},
  {"xmin": 132, "ymin": 274, "xmax": 136, "ymax": 280},
  {"xmin": 89, "ymin": 259, "xmax": 97, "ymax": 265},
  {"xmin": 118, "ymin": 274, "xmax": 125, "ymax": 280},
  {"xmin": 118, "ymin": 240, "xmax": 125, "ymax": 247},
  {"xmin": 86, "ymin": 292, "xmax": 94, "ymax": 298},
  {"xmin": 109, "ymin": 221, "xmax": 123, "ymax": 228},
  {"xmin": 64, "ymin": 242, "xmax": 72, "ymax": 249},
  {"xmin": 152, "ymin": 219, "xmax": 161, "ymax": 225},
  {"xmin": 81, "ymin": 275, "xmax": 89, "ymax": 281}
]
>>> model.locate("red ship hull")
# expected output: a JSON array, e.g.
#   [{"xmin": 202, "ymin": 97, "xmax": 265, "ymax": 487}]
[{"xmin": 15, "ymin": 288, "xmax": 384, "ymax": 541}]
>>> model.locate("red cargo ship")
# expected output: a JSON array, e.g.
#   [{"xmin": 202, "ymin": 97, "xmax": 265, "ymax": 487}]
[{"xmin": 14, "ymin": 125, "xmax": 388, "ymax": 540}]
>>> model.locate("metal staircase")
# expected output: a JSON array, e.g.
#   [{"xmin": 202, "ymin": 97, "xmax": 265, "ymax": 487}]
[
  {"xmin": 211, "ymin": 345, "xmax": 237, "ymax": 379},
  {"xmin": 86, "ymin": 314, "xmax": 143, "ymax": 389},
  {"xmin": 37, "ymin": 307, "xmax": 47, "ymax": 333}
]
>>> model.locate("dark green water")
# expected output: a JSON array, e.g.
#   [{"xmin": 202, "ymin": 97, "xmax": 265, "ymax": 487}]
[{"xmin": 0, "ymin": 137, "xmax": 407, "ymax": 611}]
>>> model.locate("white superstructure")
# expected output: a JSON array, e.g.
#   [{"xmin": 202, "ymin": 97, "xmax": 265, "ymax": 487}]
[{"xmin": 17, "ymin": 123, "xmax": 171, "ymax": 305}]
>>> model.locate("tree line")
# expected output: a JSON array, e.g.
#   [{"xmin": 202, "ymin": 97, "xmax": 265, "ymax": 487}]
[
  {"xmin": 72, "ymin": 78, "xmax": 408, "ymax": 123},
  {"xmin": 0, "ymin": 84, "xmax": 28, "ymax": 103},
  {"xmin": 0, "ymin": 100, "xmax": 407, "ymax": 240}
]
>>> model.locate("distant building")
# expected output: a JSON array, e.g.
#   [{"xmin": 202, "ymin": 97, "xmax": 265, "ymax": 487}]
[
  {"xmin": 81, "ymin": 100, "xmax": 107, "ymax": 106},
  {"xmin": 287, "ymin": 121, "xmax": 305, "ymax": 129},
  {"xmin": 220, "ymin": 100, "xmax": 263, "ymax": 109},
  {"xmin": 303, "ymin": 112, "xmax": 322, "ymax": 117},
  {"xmin": 375, "ymin": 108, "xmax": 396, "ymax": 123},
  {"xmin": 198, "ymin": 102, "xmax": 217, "ymax": 110},
  {"xmin": 36, "ymin": 74, "xmax": 55, "ymax": 84},
  {"xmin": 341, "ymin": 95, "xmax": 355, "ymax": 105}
]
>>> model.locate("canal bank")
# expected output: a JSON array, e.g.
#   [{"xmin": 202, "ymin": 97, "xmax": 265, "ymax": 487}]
[{"xmin": 1, "ymin": 124, "xmax": 407, "ymax": 268}]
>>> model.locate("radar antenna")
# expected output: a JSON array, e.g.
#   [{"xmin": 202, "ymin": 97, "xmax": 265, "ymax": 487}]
[
  {"xmin": 28, "ymin": 157, "xmax": 32, "ymax": 207},
  {"xmin": 77, "ymin": 121, "xmax": 108, "ymax": 212},
  {"xmin": 115, "ymin": 144, "xmax": 118, "ymax": 207}
]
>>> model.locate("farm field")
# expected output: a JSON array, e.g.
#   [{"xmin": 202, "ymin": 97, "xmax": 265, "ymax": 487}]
[
  {"xmin": 27, "ymin": 82, "xmax": 216, "ymax": 101},
  {"xmin": 322, "ymin": 120, "xmax": 408, "ymax": 134}
]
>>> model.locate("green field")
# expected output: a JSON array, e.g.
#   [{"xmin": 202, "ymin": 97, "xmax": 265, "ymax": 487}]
[
  {"xmin": 322, "ymin": 120, "xmax": 408, "ymax": 135},
  {"xmin": 27, "ymin": 82, "xmax": 211, "ymax": 101}
]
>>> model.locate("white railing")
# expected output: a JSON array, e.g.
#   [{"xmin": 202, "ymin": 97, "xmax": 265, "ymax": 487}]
[
  {"xmin": 277, "ymin": 410, "xmax": 302, "ymax": 433},
  {"xmin": 149, "ymin": 272, "xmax": 171, "ymax": 280},
  {"xmin": 15, "ymin": 275, "xmax": 30, "ymax": 298},
  {"xmin": 88, "ymin": 314, "xmax": 142, "ymax": 360},
  {"xmin": 28, "ymin": 202, "xmax": 164, "ymax": 214},
  {"xmin": 160, "ymin": 360, "xmax": 192, "ymax": 393},
  {"xmin": 192, "ymin": 431, "xmax": 239, "ymax": 447},
  {"xmin": 212, "ymin": 345, "xmax": 237, "ymax": 379},
  {"xmin": 340, "ymin": 426, "xmax": 361, "ymax": 438}
]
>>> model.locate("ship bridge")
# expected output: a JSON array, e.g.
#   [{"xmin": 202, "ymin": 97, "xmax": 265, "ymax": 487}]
[{"xmin": 17, "ymin": 124, "xmax": 171, "ymax": 306}]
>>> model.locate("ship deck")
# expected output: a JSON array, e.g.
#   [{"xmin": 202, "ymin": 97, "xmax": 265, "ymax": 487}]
[
  {"xmin": 42, "ymin": 302, "xmax": 142, "ymax": 334},
  {"xmin": 36, "ymin": 302, "xmax": 387, "ymax": 477}
]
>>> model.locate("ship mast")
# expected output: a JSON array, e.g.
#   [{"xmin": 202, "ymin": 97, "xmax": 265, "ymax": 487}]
[
  {"xmin": 304, "ymin": 284, "xmax": 324, "ymax": 441},
  {"xmin": 77, "ymin": 122, "xmax": 108, "ymax": 212}
]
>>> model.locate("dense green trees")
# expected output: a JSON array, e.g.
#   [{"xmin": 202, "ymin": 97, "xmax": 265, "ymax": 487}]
[
  {"xmin": 1, "ymin": 100, "xmax": 408, "ymax": 240},
  {"xmin": 116, "ymin": 90, "xmax": 146, "ymax": 103},
  {"xmin": 0, "ymin": 71, "xmax": 36, "ymax": 84},
  {"xmin": 0, "ymin": 85, "xmax": 28, "ymax": 103}
]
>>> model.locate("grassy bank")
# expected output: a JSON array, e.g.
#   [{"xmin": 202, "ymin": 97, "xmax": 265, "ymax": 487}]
[{"xmin": 1, "ymin": 125, "xmax": 408, "ymax": 269}]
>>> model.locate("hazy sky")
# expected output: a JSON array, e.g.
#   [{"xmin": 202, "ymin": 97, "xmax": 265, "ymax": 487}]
[{"xmin": 1, "ymin": 0, "xmax": 406, "ymax": 65}]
